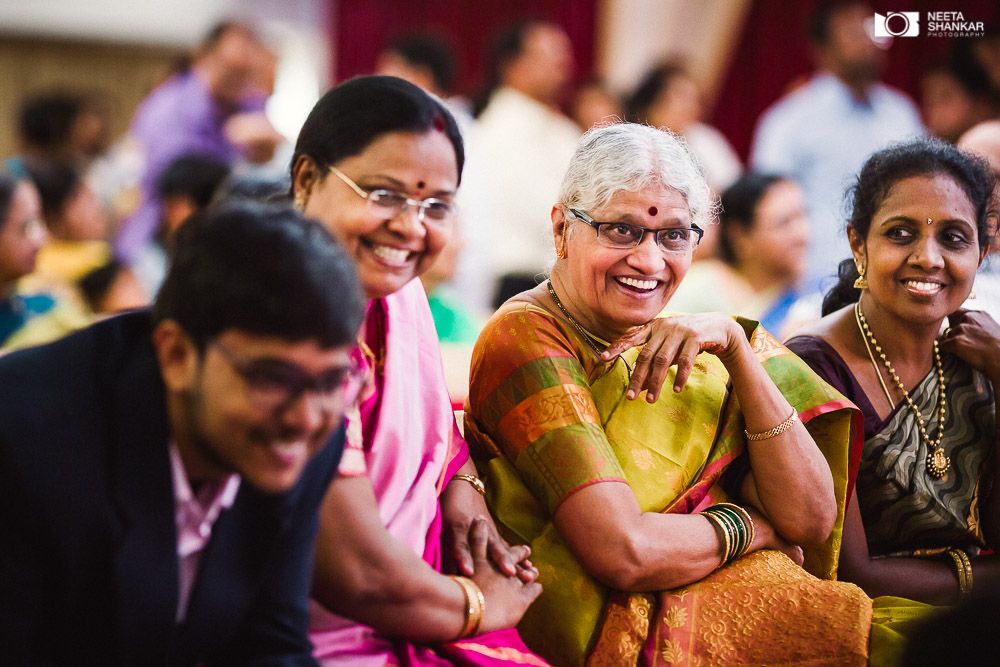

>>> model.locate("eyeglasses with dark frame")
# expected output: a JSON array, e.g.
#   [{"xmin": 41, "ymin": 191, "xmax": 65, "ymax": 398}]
[
  {"xmin": 328, "ymin": 165, "xmax": 457, "ymax": 225},
  {"xmin": 209, "ymin": 339, "xmax": 366, "ymax": 413},
  {"xmin": 568, "ymin": 208, "xmax": 703, "ymax": 253}
]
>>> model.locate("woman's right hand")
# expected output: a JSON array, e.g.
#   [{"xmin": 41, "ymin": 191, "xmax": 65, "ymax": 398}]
[
  {"xmin": 467, "ymin": 519, "xmax": 542, "ymax": 635},
  {"xmin": 601, "ymin": 313, "xmax": 747, "ymax": 402},
  {"xmin": 745, "ymin": 505, "xmax": 804, "ymax": 566}
]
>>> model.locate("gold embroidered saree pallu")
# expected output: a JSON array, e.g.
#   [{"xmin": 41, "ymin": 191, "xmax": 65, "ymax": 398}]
[{"xmin": 466, "ymin": 305, "xmax": 869, "ymax": 666}]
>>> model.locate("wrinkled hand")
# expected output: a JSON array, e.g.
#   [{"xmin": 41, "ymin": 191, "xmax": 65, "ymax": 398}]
[
  {"xmin": 746, "ymin": 505, "xmax": 804, "ymax": 566},
  {"xmin": 941, "ymin": 309, "xmax": 1000, "ymax": 383},
  {"xmin": 601, "ymin": 314, "xmax": 745, "ymax": 402},
  {"xmin": 440, "ymin": 479, "xmax": 538, "ymax": 584},
  {"xmin": 467, "ymin": 519, "xmax": 543, "ymax": 634}
]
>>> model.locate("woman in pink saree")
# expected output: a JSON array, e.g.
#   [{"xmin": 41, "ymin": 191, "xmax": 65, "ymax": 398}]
[{"xmin": 290, "ymin": 76, "xmax": 545, "ymax": 666}]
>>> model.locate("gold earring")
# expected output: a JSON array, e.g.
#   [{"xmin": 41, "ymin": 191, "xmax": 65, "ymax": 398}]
[
  {"xmin": 555, "ymin": 246, "xmax": 566, "ymax": 259},
  {"xmin": 969, "ymin": 289, "xmax": 977, "ymax": 300},
  {"xmin": 853, "ymin": 263, "xmax": 868, "ymax": 290},
  {"xmin": 294, "ymin": 190, "xmax": 307, "ymax": 212}
]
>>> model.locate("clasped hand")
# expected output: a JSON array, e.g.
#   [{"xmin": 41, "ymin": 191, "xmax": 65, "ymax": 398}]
[{"xmin": 601, "ymin": 313, "xmax": 746, "ymax": 402}]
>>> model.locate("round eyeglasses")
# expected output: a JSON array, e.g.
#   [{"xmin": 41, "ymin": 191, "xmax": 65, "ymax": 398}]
[
  {"xmin": 210, "ymin": 339, "xmax": 366, "ymax": 413},
  {"xmin": 329, "ymin": 165, "xmax": 457, "ymax": 225},
  {"xmin": 568, "ymin": 208, "xmax": 703, "ymax": 253}
]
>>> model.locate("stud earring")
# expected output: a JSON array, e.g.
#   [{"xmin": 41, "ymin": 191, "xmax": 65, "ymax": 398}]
[
  {"xmin": 968, "ymin": 289, "xmax": 977, "ymax": 300},
  {"xmin": 853, "ymin": 263, "xmax": 868, "ymax": 290},
  {"xmin": 555, "ymin": 246, "xmax": 566, "ymax": 260}
]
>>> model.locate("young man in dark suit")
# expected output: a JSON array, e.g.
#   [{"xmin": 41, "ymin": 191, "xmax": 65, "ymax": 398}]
[{"xmin": 0, "ymin": 202, "xmax": 366, "ymax": 665}]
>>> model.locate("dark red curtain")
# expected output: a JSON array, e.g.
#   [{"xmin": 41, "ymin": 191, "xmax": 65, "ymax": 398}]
[
  {"xmin": 330, "ymin": 0, "xmax": 597, "ymax": 98},
  {"xmin": 712, "ymin": 0, "xmax": 1000, "ymax": 161}
]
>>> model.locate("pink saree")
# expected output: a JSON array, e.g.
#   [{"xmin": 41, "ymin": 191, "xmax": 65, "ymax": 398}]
[{"xmin": 309, "ymin": 279, "xmax": 546, "ymax": 667}]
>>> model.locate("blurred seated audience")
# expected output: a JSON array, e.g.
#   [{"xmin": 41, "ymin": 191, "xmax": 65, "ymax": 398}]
[
  {"xmin": 4, "ymin": 92, "xmax": 111, "ymax": 180},
  {"xmin": 920, "ymin": 56, "xmax": 998, "ymax": 144},
  {"xmin": 958, "ymin": 120, "xmax": 1000, "ymax": 321},
  {"xmin": 570, "ymin": 77, "xmax": 623, "ymax": 131},
  {"xmin": 751, "ymin": 0, "xmax": 924, "ymax": 286},
  {"xmin": 25, "ymin": 160, "xmax": 111, "ymax": 283},
  {"xmin": 132, "ymin": 153, "xmax": 231, "ymax": 297},
  {"xmin": 474, "ymin": 20, "xmax": 580, "ymax": 308},
  {"xmin": 668, "ymin": 173, "xmax": 810, "ymax": 338},
  {"xmin": 0, "ymin": 202, "xmax": 366, "ymax": 664},
  {"xmin": 465, "ymin": 123, "xmax": 877, "ymax": 665},
  {"xmin": 786, "ymin": 140, "xmax": 999, "ymax": 612},
  {"xmin": 0, "ymin": 176, "xmax": 83, "ymax": 353},
  {"xmin": 115, "ymin": 20, "xmax": 280, "ymax": 263},
  {"xmin": 626, "ymin": 62, "xmax": 742, "ymax": 196}
]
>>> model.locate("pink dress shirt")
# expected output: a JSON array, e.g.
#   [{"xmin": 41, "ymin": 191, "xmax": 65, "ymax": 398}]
[{"xmin": 168, "ymin": 443, "xmax": 241, "ymax": 622}]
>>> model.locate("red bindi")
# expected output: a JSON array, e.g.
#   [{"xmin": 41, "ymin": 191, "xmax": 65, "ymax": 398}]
[
  {"xmin": 648, "ymin": 206, "xmax": 658, "ymax": 216},
  {"xmin": 433, "ymin": 116, "xmax": 445, "ymax": 132},
  {"xmin": 416, "ymin": 181, "xmax": 425, "ymax": 190}
]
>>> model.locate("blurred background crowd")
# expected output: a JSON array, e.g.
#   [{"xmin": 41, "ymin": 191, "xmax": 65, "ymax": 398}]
[{"xmin": 2, "ymin": 0, "xmax": 999, "ymax": 400}]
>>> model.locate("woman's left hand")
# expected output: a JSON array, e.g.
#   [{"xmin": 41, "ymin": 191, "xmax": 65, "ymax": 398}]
[
  {"xmin": 940, "ymin": 309, "xmax": 1000, "ymax": 383},
  {"xmin": 602, "ymin": 313, "xmax": 745, "ymax": 402},
  {"xmin": 440, "ymin": 474, "xmax": 538, "ymax": 584}
]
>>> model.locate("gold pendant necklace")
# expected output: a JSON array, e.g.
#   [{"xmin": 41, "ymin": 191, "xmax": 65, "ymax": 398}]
[
  {"xmin": 546, "ymin": 281, "xmax": 605, "ymax": 356},
  {"xmin": 854, "ymin": 302, "xmax": 949, "ymax": 479}
]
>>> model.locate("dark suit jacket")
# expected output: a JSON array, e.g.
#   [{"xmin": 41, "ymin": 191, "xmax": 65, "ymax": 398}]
[{"xmin": 0, "ymin": 311, "xmax": 344, "ymax": 666}]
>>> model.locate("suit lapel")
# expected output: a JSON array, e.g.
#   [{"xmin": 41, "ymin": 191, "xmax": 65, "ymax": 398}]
[{"xmin": 107, "ymin": 336, "xmax": 178, "ymax": 664}]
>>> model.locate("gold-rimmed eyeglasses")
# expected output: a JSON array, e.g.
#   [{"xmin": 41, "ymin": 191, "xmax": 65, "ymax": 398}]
[{"xmin": 328, "ymin": 165, "xmax": 457, "ymax": 225}]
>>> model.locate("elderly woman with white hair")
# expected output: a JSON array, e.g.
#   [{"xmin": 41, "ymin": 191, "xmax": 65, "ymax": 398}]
[{"xmin": 465, "ymin": 123, "xmax": 877, "ymax": 665}]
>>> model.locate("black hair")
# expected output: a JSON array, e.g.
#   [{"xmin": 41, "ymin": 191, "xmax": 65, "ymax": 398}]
[
  {"xmin": 77, "ymin": 260, "xmax": 125, "ymax": 313},
  {"xmin": 18, "ymin": 93, "xmax": 83, "ymax": 151},
  {"xmin": 384, "ymin": 34, "xmax": 457, "ymax": 93},
  {"xmin": 472, "ymin": 20, "xmax": 542, "ymax": 118},
  {"xmin": 152, "ymin": 202, "xmax": 365, "ymax": 349},
  {"xmin": 213, "ymin": 173, "xmax": 292, "ymax": 206},
  {"xmin": 923, "ymin": 55, "xmax": 999, "ymax": 109},
  {"xmin": 291, "ymin": 75, "xmax": 464, "ymax": 186},
  {"xmin": 157, "ymin": 153, "xmax": 231, "ymax": 208},
  {"xmin": 808, "ymin": 1, "xmax": 863, "ymax": 46},
  {"xmin": 199, "ymin": 20, "xmax": 257, "ymax": 54},
  {"xmin": 624, "ymin": 62, "xmax": 689, "ymax": 124},
  {"xmin": 24, "ymin": 161, "xmax": 82, "ymax": 224},
  {"xmin": 0, "ymin": 175, "xmax": 18, "ymax": 232},
  {"xmin": 717, "ymin": 173, "xmax": 786, "ymax": 265},
  {"xmin": 821, "ymin": 138, "xmax": 997, "ymax": 315}
]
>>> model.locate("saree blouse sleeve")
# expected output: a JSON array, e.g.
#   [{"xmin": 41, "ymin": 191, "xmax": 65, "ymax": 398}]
[{"xmin": 466, "ymin": 303, "xmax": 627, "ymax": 514}]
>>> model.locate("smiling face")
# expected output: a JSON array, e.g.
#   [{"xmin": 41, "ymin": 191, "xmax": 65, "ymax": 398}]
[
  {"xmin": 159, "ymin": 324, "xmax": 355, "ymax": 494},
  {"xmin": 554, "ymin": 183, "xmax": 694, "ymax": 338},
  {"xmin": 296, "ymin": 130, "xmax": 459, "ymax": 301},
  {"xmin": 851, "ymin": 173, "xmax": 985, "ymax": 328}
]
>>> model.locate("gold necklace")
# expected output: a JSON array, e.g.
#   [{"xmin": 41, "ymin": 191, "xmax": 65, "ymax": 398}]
[
  {"xmin": 546, "ymin": 281, "xmax": 605, "ymax": 355},
  {"xmin": 854, "ymin": 302, "xmax": 950, "ymax": 479}
]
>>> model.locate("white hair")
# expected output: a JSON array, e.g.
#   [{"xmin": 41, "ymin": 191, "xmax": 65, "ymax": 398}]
[{"xmin": 557, "ymin": 122, "xmax": 718, "ymax": 229}]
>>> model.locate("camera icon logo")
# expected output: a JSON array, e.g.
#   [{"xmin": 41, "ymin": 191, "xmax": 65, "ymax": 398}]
[{"xmin": 873, "ymin": 12, "xmax": 920, "ymax": 37}]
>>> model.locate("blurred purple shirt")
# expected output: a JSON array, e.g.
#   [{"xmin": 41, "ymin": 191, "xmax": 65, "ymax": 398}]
[{"xmin": 114, "ymin": 70, "xmax": 261, "ymax": 262}]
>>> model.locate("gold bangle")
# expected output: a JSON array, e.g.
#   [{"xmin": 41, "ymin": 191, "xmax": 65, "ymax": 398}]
[
  {"xmin": 450, "ymin": 575, "xmax": 486, "ymax": 638},
  {"xmin": 451, "ymin": 474, "xmax": 486, "ymax": 496},
  {"xmin": 718, "ymin": 503, "xmax": 756, "ymax": 560},
  {"xmin": 947, "ymin": 548, "xmax": 973, "ymax": 597},
  {"xmin": 745, "ymin": 407, "xmax": 798, "ymax": 442},
  {"xmin": 701, "ymin": 511, "xmax": 732, "ymax": 564}
]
